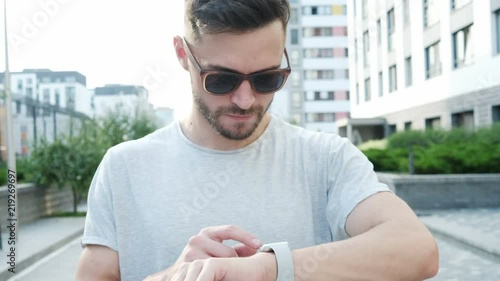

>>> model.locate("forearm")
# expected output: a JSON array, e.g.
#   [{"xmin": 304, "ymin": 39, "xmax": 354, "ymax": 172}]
[{"xmin": 290, "ymin": 220, "xmax": 438, "ymax": 281}]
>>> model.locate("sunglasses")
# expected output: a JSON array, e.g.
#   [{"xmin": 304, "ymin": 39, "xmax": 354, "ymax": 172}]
[{"xmin": 183, "ymin": 37, "xmax": 291, "ymax": 96}]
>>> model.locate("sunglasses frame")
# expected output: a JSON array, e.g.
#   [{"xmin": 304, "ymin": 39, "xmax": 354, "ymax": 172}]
[{"xmin": 182, "ymin": 37, "xmax": 291, "ymax": 96}]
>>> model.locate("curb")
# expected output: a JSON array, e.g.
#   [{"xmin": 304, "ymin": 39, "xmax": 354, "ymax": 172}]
[
  {"xmin": 422, "ymin": 220, "xmax": 500, "ymax": 261},
  {"xmin": 0, "ymin": 226, "xmax": 84, "ymax": 280}
]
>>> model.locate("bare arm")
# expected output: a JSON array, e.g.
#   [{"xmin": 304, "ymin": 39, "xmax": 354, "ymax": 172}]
[
  {"xmin": 289, "ymin": 192, "xmax": 439, "ymax": 281},
  {"xmin": 76, "ymin": 245, "xmax": 121, "ymax": 281}
]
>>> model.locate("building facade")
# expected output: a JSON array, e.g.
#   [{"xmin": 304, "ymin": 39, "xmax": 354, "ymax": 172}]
[
  {"xmin": 0, "ymin": 69, "xmax": 91, "ymax": 157},
  {"xmin": 92, "ymin": 84, "xmax": 152, "ymax": 119},
  {"xmin": 343, "ymin": 0, "xmax": 500, "ymax": 144},
  {"xmin": 277, "ymin": 0, "xmax": 350, "ymax": 133}
]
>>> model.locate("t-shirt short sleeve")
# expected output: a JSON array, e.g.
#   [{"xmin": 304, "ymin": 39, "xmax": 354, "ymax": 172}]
[
  {"xmin": 81, "ymin": 150, "xmax": 118, "ymax": 251},
  {"xmin": 326, "ymin": 138, "xmax": 391, "ymax": 241}
]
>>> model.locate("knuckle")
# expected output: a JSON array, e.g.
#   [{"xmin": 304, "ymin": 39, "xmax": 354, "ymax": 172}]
[
  {"xmin": 183, "ymin": 250, "xmax": 198, "ymax": 262},
  {"xmin": 188, "ymin": 235, "xmax": 203, "ymax": 246},
  {"xmin": 224, "ymin": 224, "xmax": 238, "ymax": 234}
]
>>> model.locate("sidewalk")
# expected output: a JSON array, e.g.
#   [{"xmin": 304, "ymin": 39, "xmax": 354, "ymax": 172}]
[
  {"xmin": 419, "ymin": 208, "xmax": 500, "ymax": 260},
  {"xmin": 0, "ymin": 216, "xmax": 85, "ymax": 281}
]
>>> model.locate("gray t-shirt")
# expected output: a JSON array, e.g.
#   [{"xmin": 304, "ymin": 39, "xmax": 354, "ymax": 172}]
[{"xmin": 82, "ymin": 116, "xmax": 389, "ymax": 281}]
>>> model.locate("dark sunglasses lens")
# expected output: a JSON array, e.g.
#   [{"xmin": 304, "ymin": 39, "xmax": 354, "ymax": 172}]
[
  {"xmin": 205, "ymin": 74, "xmax": 241, "ymax": 95},
  {"xmin": 252, "ymin": 72, "xmax": 286, "ymax": 93}
]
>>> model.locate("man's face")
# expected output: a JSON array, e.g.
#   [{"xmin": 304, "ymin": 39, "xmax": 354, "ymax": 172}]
[{"xmin": 186, "ymin": 21, "xmax": 286, "ymax": 141}]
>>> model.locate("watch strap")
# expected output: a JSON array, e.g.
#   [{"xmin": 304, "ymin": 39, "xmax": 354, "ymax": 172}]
[{"xmin": 258, "ymin": 242, "xmax": 295, "ymax": 281}]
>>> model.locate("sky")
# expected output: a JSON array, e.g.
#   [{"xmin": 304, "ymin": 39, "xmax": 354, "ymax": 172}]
[{"xmin": 1, "ymin": 0, "xmax": 193, "ymax": 117}]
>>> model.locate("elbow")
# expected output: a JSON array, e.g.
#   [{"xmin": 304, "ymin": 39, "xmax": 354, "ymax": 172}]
[{"xmin": 420, "ymin": 235, "xmax": 440, "ymax": 280}]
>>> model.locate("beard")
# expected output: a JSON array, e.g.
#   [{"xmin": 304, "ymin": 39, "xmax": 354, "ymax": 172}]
[{"xmin": 193, "ymin": 93, "xmax": 272, "ymax": 141}]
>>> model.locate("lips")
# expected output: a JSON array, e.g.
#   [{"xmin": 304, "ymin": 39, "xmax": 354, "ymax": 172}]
[{"xmin": 225, "ymin": 114, "xmax": 253, "ymax": 121}]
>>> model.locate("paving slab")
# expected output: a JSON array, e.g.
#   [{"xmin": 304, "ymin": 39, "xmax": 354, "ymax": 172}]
[
  {"xmin": 420, "ymin": 208, "xmax": 500, "ymax": 259},
  {"xmin": 0, "ymin": 217, "xmax": 85, "ymax": 281}
]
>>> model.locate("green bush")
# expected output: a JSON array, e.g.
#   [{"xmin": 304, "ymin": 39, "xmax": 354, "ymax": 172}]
[
  {"xmin": 414, "ymin": 143, "xmax": 500, "ymax": 174},
  {"xmin": 363, "ymin": 124, "xmax": 500, "ymax": 174},
  {"xmin": 0, "ymin": 158, "xmax": 33, "ymax": 186},
  {"xmin": 363, "ymin": 148, "xmax": 408, "ymax": 172}
]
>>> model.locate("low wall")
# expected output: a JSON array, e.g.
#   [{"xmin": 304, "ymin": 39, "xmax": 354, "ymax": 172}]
[
  {"xmin": 0, "ymin": 183, "xmax": 74, "ymax": 224},
  {"xmin": 377, "ymin": 173, "xmax": 500, "ymax": 210}
]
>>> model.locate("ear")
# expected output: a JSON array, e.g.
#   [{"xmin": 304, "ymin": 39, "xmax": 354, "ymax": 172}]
[{"xmin": 173, "ymin": 35, "xmax": 189, "ymax": 71}]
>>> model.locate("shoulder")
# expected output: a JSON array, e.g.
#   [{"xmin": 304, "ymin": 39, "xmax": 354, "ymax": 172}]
[
  {"xmin": 271, "ymin": 116, "xmax": 350, "ymax": 152},
  {"xmin": 106, "ymin": 121, "xmax": 179, "ymax": 161}
]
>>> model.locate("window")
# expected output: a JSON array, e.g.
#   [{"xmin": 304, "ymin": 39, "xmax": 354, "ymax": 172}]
[
  {"xmin": 425, "ymin": 116, "xmax": 441, "ymax": 129},
  {"xmin": 290, "ymin": 29, "xmax": 299, "ymax": 44},
  {"xmin": 388, "ymin": 65, "xmax": 397, "ymax": 93},
  {"xmin": 346, "ymin": 91, "xmax": 350, "ymax": 100},
  {"xmin": 364, "ymin": 77, "xmax": 371, "ymax": 102},
  {"xmin": 332, "ymin": 5, "xmax": 346, "ymax": 15},
  {"xmin": 362, "ymin": 0, "xmax": 368, "ymax": 19},
  {"xmin": 15, "ymin": 101, "xmax": 21, "ymax": 114},
  {"xmin": 451, "ymin": 110, "xmax": 474, "ymax": 130},
  {"xmin": 356, "ymin": 83, "xmax": 360, "ymax": 105},
  {"xmin": 333, "ymin": 26, "xmax": 348, "ymax": 36},
  {"xmin": 290, "ymin": 50, "xmax": 300, "ymax": 65},
  {"xmin": 26, "ymin": 87, "xmax": 33, "ymax": 99},
  {"xmin": 306, "ymin": 113, "xmax": 336, "ymax": 122},
  {"xmin": 303, "ymin": 48, "xmax": 333, "ymax": 58},
  {"xmin": 388, "ymin": 124, "xmax": 397, "ymax": 136},
  {"xmin": 403, "ymin": 0, "xmax": 410, "ymax": 26},
  {"xmin": 354, "ymin": 39, "xmax": 358, "ymax": 61},
  {"xmin": 378, "ymin": 71, "xmax": 384, "ymax": 97},
  {"xmin": 387, "ymin": 8, "xmax": 395, "ymax": 51},
  {"xmin": 425, "ymin": 41, "xmax": 441, "ymax": 79},
  {"xmin": 291, "ymin": 72, "xmax": 301, "ymax": 87},
  {"xmin": 496, "ymin": 9, "xmax": 500, "ymax": 54},
  {"xmin": 404, "ymin": 122, "xmax": 412, "ymax": 131},
  {"xmin": 423, "ymin": 0, "xmax": 439, "ymax": 28},
  {"xmin": 451, "ymin": 0, "xmax": 472, "ymax": 10},
  {"xmin": 363, "ymin": 30, "xmax": 370, "ymax": 67},
  {"xmin": 333, "ymin": 48, "xmax": 348, "ymax": 57},
  {"xmin": 292, "ymin": 92, "xmax": 301, "ymax": 108},
  {"xmin": 304, "ymin": 70, "xmax": 335, "ymax": 80},
  {"xmin": 27, "ymin": 78, "xmax": 33, "ymax": 85},
  {"xmin": 17, "ymin": 80, "xmax": 23, "ymax": 91},
  {"xmin": 65, "ymin": 86, "xmax": 76, "ymax": 110},
  {"xmin": 377, "ymin": 19, "xmax": 382, "ymax": 45},
  {"xmin": 405, "ymin": 56, "xmax": 413, "ymax": 87},
  {"xmin": 493, "ymin": 105, "xmax": 500, "ymax": 123},
  {"xmin": 453, "ymin": 25, "xmax": 474, "ymax": 68},
  {"xmin": 43, "ymin": 89, "xmax": 50, "ymax": 103},
  {"xmin": 290, "ymin": 8, "xmax": 299, "ymax": 24},
  {"xmin": 303, "ymin": 27, "xmax": 332, "ymax": 37}
]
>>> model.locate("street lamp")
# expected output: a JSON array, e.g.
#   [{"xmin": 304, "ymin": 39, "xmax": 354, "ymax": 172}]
[{"xmin": 3, "ymin": 0, "xmax": 18, "ymax": 254}]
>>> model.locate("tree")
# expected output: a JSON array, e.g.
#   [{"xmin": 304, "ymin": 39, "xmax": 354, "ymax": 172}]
[{"xmin": 29, "ymin": 108, "xmax": 159, "ymax": 213}]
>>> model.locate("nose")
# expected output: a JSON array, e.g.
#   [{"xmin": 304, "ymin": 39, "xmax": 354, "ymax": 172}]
[{"xmin": 230, "ymin": 80, "xmax": 255, "ymax": 110}]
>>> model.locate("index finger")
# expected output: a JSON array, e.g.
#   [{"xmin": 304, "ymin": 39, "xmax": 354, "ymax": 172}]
[{"xmin": 199, "ymin": 225, "xmax": 262, "ymax": 249}]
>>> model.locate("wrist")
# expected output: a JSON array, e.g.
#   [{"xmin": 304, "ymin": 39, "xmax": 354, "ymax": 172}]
[{"xmin": 253, "ymin": 252, "xmax": 277, "ymax": 281}]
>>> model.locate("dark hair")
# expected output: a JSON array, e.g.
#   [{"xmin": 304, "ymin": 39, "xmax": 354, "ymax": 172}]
[{"xmin": 185, "ymin": 0, "xmax": 290, "ymax": 40}]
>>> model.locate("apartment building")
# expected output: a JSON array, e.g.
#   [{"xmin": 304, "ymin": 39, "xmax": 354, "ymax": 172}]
[
  {"xmin": 341, "ymin": 0, "xmax": 500, "ymax": 144},
  {"xmin": 0, "ymin": 69, "xmax": 92, "ymax": 157},
  {"xmin": 92, "ymin": 84, "xmax": 152, "ymax": 118},
  {"xmin": 277, "ymin": 0, "xmax": 350, "ymax": 133}
]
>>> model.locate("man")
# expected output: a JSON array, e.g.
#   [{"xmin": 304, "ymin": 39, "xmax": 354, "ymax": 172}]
[{"xmin": 77, "ymin": 0, "xmax": 439, "ymax": 280}]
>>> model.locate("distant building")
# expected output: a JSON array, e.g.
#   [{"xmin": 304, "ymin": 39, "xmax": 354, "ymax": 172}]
[
  {"xmin": 276, "ymin": 0, "xmax": 351, "ymax": 133},
  {"xmin": 154, "ymin": 107, "xmax": 175, "ymax": 128},
  {"xmin": 0, "ymin": 69, "xmax": 91, "ymax": 157},
  {"xmin": 92, "ymin": 84, "xmax": 152, "ymax": 118},
  {"xmin": 342, "ymin": 0, "xmax": 500, "ymax": 144}
]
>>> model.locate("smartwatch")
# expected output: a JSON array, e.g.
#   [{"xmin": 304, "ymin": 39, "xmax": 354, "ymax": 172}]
[{"xmin": 257, "ymin": 242, "xmax": 295, "ymax": 281}]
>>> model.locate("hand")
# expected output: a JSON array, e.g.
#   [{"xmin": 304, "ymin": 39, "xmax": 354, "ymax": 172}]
[
  {"xmin": 149, "ymin": 253, "xmax": 277, "ymax": 281},
  {"xmin": 143, "ymin": 225, "xmax": 263, "ymax": 281},
  {"xmin": 178, "ymin": 225, "xmax": 263, "ymax": 262}
]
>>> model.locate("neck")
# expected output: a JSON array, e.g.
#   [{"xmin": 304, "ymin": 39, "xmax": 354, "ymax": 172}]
[{"xmin": 180, "ymin": 107, "xmax": 271, "ymax": 151}]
